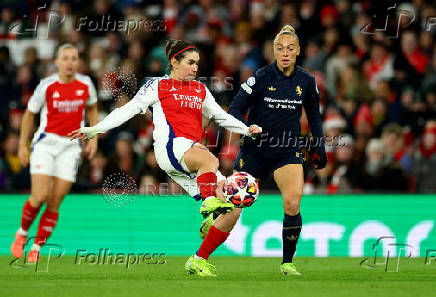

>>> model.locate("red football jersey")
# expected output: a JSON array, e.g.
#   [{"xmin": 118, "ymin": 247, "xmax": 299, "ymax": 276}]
[
  {"xmin": 157, "ymin": 78, "xmax": 206, "ymax": 142},
  {"xmin": 28, "ymin": 73, "xmax": 97, "ymax": 137}
]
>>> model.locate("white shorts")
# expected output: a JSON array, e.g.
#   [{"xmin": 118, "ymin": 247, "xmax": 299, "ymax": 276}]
[
  {"xmin": 154, "ymin": 137, "xmax": 226, "ymax": 199},
  {"xmin": 154, "ymin": 137, "xmax": 201, "ymax": 199},
  {"xmin": 30, "ymin": 132, "xmax": 82, "ymax": 182}
]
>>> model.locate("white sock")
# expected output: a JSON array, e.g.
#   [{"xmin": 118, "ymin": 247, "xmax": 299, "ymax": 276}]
[
  {"xmin": 31, "ymin": 244, "xmax": 41, "ymax": 252},
  {"xmin": 194, "ymin": 254, "xmax": 204, "ymax": 260},
  {"xmin": 18, "ymin": 227, "xmax": 28, "ymax": 237}
]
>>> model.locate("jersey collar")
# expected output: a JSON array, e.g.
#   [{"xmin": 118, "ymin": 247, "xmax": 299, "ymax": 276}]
[
  {"xmin": 272, "ymin": 62, "xmax": 297, "ymax": 80},
  {"xmin": 56, "ymin": 73, "xmax": 76, "ymax": 84}
]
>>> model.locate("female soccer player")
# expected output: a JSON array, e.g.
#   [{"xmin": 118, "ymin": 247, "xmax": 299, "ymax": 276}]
[
  {"xmin": 229, "ymin": 25, "xmax": 327, "ymax": 275},
  {"xmin": 11, "ymin": 44, "xmax": 99, "ymax": 262},
  {"xmin": 69, "ymin": 39, "xmax": 262, "ymax": 276}
]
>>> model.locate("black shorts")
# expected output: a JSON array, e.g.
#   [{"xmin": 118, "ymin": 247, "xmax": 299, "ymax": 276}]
[{"xmin": 233, "ymin": 145, "xmax": 305, "ymax": 179}]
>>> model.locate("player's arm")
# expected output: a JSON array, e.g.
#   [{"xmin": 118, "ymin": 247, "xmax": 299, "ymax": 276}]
[
  {"xmin": 19, "ymin": 80, "xmax": 46, "ymax": 167},
  {"xmin": 228, "ymin": 72, "xmax": 262, "ymax": 124},
  {"xmin": 202, "ymin": 86, "xmax": 262, "ymax": 137},
  {"xmin": 304, "ymin": 77, "xmax": 327, "ymax": 169},
  {"xmin": 84, "ymin": 103, "xmax": 98, "ymax": 159},
  {"xmin": 69, "ymin": 81, "xmax": 158, "ymax": 140},
  {"xmin": 18, "ymin": 110, "xmax": 36, "ymax": 167},
  {"xmin": 83, "ymin": 78, "xmax": 99, "ymax": 159}
]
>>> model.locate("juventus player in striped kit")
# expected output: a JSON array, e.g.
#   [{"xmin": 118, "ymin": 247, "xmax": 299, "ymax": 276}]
[
  {"xmin": 69, "ymin": 40, "xmax": 262, "ymax": 276},
  {"xmin": 11, "ymin": 44, "xmax": 98, "ymax": 262}
]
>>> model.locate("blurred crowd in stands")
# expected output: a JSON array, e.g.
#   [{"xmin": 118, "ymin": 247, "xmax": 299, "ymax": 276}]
[{"xmin": 0, "ymin": 0, "xmax": 435, "ymax": 194}]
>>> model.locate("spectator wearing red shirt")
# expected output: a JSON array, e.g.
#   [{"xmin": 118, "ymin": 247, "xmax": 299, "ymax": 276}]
[{"xmin": 401, "ymin": 30, "xmax": 429, "ymax": 75}]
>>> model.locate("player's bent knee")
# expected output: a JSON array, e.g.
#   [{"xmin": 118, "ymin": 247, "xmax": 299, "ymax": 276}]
[
  {"xmin": 228, "ymin": 207, "xmax": 242, "ymax": 219},
  {"xmin": 211, "ymin": 155, "xmax": 219, "ymax": 171},
  {"xmin": 46, "ymin": 197, "xmax": 62, "ymax": 212},
  {"xmin": 201, "ymin": 152, "xmax": 219, "ymax": 172},
  {"xmin": 30, "ymin": 192, "xmax": 49, "ymax": 206},
  {"xmin": 283, "ymin": 199, "xmax": 301, "ymax": 215}
]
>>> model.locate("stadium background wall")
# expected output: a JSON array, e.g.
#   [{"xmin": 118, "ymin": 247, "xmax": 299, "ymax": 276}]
[{"xmin": 1, "ymin": 195, "xmax": 436, "ymax": 257}]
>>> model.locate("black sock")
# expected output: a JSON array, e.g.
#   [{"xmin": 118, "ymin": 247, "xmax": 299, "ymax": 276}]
[{"xmin": 282, "ymin": 213, "xmax": 302, "ymax": 264}]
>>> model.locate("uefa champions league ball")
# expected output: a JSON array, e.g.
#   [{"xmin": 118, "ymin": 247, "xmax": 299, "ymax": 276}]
[{"xmin": 223, "ymin": 172, "xmax": 259, "ymax": 208}]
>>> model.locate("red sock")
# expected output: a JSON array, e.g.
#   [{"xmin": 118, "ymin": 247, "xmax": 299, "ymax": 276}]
[
  {"xmin": 35, "ymin": 211, "xmax": 59, "ymax": 246},
  {"xmin": 21, "ymin": 200, "xmax": 41, "ymax": 232},
  {"xmin": 197, "ymin": 172, "xmax": 217, "ymax": 200},
  {"xmin": 197, "ymin": 226, "xmax": 230, "ymax": 260}
]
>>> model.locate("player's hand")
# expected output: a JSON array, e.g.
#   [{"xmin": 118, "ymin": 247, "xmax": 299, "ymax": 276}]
[
  {"xmin": 18, "ymin": 145, "xmax": 29, "ymax": 167},
  {"xmin": 68, "ymin": 127, "xmax": 99, "ymax": 141},
  {"xmin": 216, "ymin": 180, "xmax": 226, "ymax": 202},
  {"xmin": 313, "ymin": 147, "xmax": 327, "ymax": 170},
  {"xmin": 84, "ymin": 138, "xmax": 98, "ymax": 160},
  {"xmin": 248, "ymin": 125, "xmax": 262, "ymax": 139}
]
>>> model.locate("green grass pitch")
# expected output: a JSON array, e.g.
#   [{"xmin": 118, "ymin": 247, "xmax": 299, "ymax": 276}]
[{"xmin": 1, "ymin": 256, "xmax": 435, "ymax": 297}]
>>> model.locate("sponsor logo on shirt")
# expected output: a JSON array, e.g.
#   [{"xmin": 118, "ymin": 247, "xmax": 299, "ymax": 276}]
[
  {"xmin": 172, "ymin": 94, "xmax": 202, "ymax": 110},
  {"xmin": 263, "ymin": 97, "xmax": 302, "ymax": 110},
  {"xmin": 53, "ymin": 91, "xmax": 60, "ymax": 98},
  {"xmin": 296, "ymin": 85, "xmax": 302, "ymax": 96},
  {"xmin": 53, "ymin": 99, "xmax": 84, "ymax": 112}
]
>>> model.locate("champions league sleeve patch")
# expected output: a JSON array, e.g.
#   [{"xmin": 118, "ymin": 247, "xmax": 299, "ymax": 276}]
[{"xmin": 247, "ymin": 76, "xmax": 255, "ymax": 86}]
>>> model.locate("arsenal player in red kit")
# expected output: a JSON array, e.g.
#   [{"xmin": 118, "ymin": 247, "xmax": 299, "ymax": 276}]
[
  {"xmin": 69, "ymin": 39, "xmax": 262, "ymax": 276},
  {"xmin": 11, "ymin": 44, "xmax": 98, "ymax": 262}
]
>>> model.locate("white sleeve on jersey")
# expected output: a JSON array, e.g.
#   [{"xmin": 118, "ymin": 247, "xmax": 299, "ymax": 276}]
[
  {"xmin": 216, "ymin": 170, "xmax": 226, "ymax": 183},
  {"xmin": 202, "ymin": 86, "xmax": 250, "ymax": 136},
  {"xmin": 27, "ymin": 81, "xmax": 47, "ymax": 113},
  {"xmin": 85, "ymin": 76, "xmax": 98, "ymax": 106},
  {"xmin": 93, "ymin": 80, "xmax": 158, "ymax": 133}
]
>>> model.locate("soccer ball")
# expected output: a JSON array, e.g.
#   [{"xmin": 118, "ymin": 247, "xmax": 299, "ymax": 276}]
[{"xmin": 223, "ymin": 172, "xmax": 259, "ymax": 208}]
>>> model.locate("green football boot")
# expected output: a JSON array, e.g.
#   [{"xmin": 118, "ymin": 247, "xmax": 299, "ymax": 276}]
[
  {"xmin": 280, "ymin": 263, "xmax": 302, "ymax": 275},
  {"xmin": 185, "ymin": 255, "xmax": 216, "ymax": 277},
  {"xmin": 199, "ymin": 197, "xmax": 234, "ymax": 218},
  {"xmin": 199, "ymin": 213, "xmax": 215, "ymax": 239}
]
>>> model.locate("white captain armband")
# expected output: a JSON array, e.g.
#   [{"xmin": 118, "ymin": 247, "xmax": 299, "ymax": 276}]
[{"xmin": 241, "ymin": 83, "xmax": 252, "ymax": 94}]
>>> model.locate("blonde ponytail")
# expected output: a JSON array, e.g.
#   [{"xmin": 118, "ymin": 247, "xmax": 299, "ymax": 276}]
[
  {"xmin": 274, "ymin": 25, "xmax": 299, "ymax": 45},
  {"xmin": 280, "ymin": 25, "xmax": 295, "ymax": 33}
]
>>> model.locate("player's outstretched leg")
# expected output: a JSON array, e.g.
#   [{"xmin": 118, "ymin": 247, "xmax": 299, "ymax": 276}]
[
  {"xmin": 28, "ymin": 210, "xmax": 59, "ymax": 263},
  {"xmin": 184, "ymin": 146, "xmax": 234, "ymax": 217},
  {"xmin": 197, "ymin": 172, "xmax": 234, "ymax": 217},
  {"xmin": 188, "ymin": 209, "xmax": 241, "ymax": 276},
  {"xmin": 185, "ymin": 255, "xmax": 216, "ymax": 277},
  {"xmin": 11, "ymin": 199, "xmax": 42, "ymax": 258},
  {"xmin": 274, "ymin": 164, "xmax": 304, "ymax": 275},
  {"xmin": 199, "ymin": 213, "xmax": 215, "ymax": 239},
  {"xmin": 12, "ymin": 174, "xmax": 52, "ymax": 259},
  {"xmin": 281, "ymin": 213, "xmax": 303, "ymax": 275},
  {"xmin": 186, "ymin": 225, "xmax": 229, "ymax": 276},
  {"xmin": 28, "ymin": 177, "xmax": 70, "ymax": 263},
  {"xmin": 200, "ymin": 206, "xmax": 241, "ymax": 239}
]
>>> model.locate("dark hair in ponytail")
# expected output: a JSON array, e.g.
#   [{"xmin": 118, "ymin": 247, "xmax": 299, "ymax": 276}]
[{"xmin": 165, "ymin": 39, "xmax": 198, "ymax": 70}]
